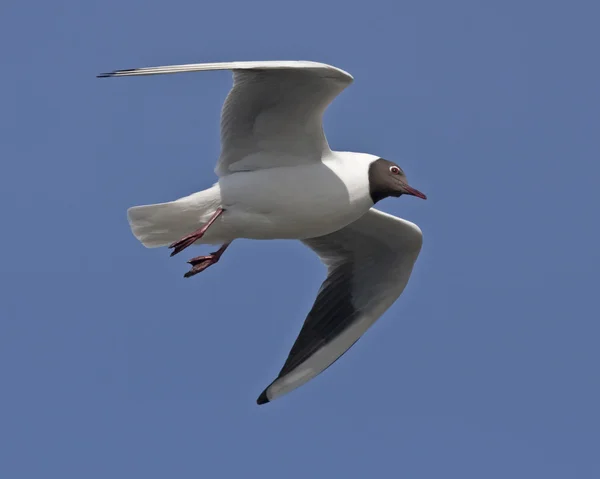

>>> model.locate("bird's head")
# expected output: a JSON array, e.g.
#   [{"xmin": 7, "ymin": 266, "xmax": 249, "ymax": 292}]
[{"xmin": 368, "ymin": 158, "xmax": 427, "ymax": 204}]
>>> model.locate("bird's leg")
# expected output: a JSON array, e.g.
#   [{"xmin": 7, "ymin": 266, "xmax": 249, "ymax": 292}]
[
  {"xmin": 184, "ymin": 243, "xmax": 231, "ymax": 278},
  {"xmin": 168, "ymin": 208, "xmax": 225, "ymax": 257}
]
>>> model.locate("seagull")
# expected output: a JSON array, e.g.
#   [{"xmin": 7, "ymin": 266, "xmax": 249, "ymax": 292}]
[{"xmin": 98, "ymin": 60, "xmax": 427, "ymax": 405}]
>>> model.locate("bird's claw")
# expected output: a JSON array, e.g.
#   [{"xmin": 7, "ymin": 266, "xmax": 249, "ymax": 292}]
[
  {"xmin": 183, "ymin": 253, "xmax": 221, "ymax": 278},
  {"xmin": 169, "ymin": 234, "xmax": 202, "ymax": 257},
  {"xmin": 168, "ymin": 208, "xmax": 225, "ymax": 257}
]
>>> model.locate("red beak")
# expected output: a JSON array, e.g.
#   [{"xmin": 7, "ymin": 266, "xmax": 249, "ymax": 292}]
[{"xmin": 402, "ymin": 184, "xmax": 427, "ymax": 200}]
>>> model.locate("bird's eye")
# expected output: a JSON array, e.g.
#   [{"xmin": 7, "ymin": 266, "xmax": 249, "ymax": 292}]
[{"xmin": 389, "ymin": 166, "xmax": 401, "ymax": 175}]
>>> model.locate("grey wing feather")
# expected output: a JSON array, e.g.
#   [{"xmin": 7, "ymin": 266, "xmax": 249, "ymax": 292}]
[
  {"xmin": 216, "ymin": 66, "xmax": 352, "ymax": 175},
  {"xmin": 257, "ymin": 209, "xmax": 423, "ymax": 404},
  {"xmin": 97, "ymin": 60, "xmax": 353, "ymax": 175}
]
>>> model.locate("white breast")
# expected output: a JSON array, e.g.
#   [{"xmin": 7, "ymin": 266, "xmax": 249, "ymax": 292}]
[{"xmin": 216, "ymin": 153, "xmax": 375, "ymax": 240}]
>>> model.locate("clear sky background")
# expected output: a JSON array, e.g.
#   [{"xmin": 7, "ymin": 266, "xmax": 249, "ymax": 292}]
[{"xmin": 1, "ymin": 0, "xmax": 599, "ymax": 477}]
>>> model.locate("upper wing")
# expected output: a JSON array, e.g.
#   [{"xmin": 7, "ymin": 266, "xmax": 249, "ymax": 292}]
[
  {"xmin": 97, "ymin": 61, "xmax": 354, "ymax": 176},
  {"xmin": 257, "ymin": 208, "xmax": 424, "ymax": 404}
]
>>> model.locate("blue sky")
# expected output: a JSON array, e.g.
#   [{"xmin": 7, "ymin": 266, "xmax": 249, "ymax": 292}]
[{"xmin": 1, "ymin": 0, "xmax": 599, "ymax": 477}]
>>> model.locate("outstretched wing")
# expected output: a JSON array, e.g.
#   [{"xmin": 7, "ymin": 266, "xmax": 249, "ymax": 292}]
[
  {"xmin": 257, "ymin": 208, "xmax": 424, "ymax": 404},
  {"xmin": 98, "ymin": 61, "xmax": 354, "ymax": 175}
]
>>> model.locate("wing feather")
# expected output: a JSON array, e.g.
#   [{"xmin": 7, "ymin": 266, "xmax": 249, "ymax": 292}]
[
  {"xmin": 98, "ymin": 60, "xmax": 354, "ymax": 175},
  {"xmin": 257, "ymin": 209, "xmax": 423, "ymax": 404}
]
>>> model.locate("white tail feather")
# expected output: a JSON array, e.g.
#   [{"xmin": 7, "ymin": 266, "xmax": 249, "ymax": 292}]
[
  {"xmin": 128, "ymin": 202, "xmax": 186, "ymax": 247},
  {"xmin": 127, "ymin": 188, "xmax": 221, "ymax": 248}
]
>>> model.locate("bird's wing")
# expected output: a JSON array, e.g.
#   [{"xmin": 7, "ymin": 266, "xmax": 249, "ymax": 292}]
[
  {"xmin": 98, "ymin": 61, "xmax": 354, "ymax": 175},
  {"xmin": 257, "ymin": 208, "xmax": 423, "ymax": 404}
]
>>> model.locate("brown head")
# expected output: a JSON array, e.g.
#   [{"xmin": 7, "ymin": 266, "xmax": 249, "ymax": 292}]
[{"xmin": 368, "ymin": 158, "xmax": 427, "ymax": 204}]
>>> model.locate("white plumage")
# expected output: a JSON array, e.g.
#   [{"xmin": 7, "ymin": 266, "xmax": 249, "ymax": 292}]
[{"xmin": 99, "ymin": 60, "xmax": 426, "ymax": 404}]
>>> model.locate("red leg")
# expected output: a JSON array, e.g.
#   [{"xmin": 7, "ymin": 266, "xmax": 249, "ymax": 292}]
[
  {"xmin": 169, "ymin": 208, "xmax": 224, "ymax": 257},
  {"xmin": 183, "ymin": 243, "xmax": 231, "ymax": 278}
]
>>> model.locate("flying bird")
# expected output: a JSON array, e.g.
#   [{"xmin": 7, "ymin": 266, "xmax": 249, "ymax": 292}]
[{"xmin": 98, "ymin": 61, "xmax": 427, "ymax": 404}]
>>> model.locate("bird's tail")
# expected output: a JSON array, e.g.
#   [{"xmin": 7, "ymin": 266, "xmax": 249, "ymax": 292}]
[{"xmin": 127, "ymin": 188, "xmax": 221, "ymax": 248}]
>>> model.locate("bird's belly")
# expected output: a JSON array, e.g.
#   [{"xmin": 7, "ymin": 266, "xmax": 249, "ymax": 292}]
[
  {"xmin": 221, "ymin": 199, "xmax": 367, "ymax": 240},
  {"xmin": 213, "ymin": 164, "xmax": 374, "ymax": 241}
]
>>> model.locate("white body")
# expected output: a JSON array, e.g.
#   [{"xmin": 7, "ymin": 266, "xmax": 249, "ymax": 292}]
[
  {"xmin": 128, "ymin": 152, "xmax": 376, "ymax": 247},
  {"xmin": 101, "ymin": 60, "xmax": 425, "ymax": 405}
]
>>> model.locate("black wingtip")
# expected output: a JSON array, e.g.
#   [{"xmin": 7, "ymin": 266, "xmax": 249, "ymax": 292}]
[
  {"xmin": 256, "ymin": 389, "xmax": 270, "ymax": 405},
  {"xmin": 97, "ymin": 68, "xmax": 137, "ymax": 78}
]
